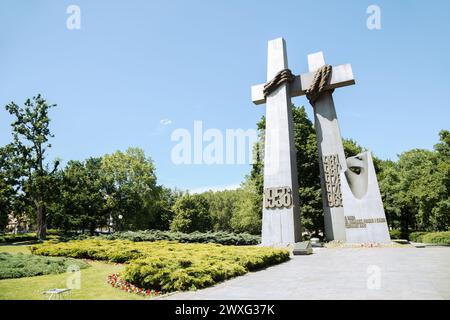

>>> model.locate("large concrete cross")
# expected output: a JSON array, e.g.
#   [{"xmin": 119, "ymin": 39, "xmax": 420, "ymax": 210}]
[
  {"xmin": 250, "ymin": 38, "xmax": 301, "ymax": 245},
  {"xmin": 251, "ymin": 39, "xmax": 355, "ymax": 243}
]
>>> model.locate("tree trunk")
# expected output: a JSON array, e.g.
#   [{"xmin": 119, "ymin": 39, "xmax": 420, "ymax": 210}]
[
  {"xmin": 36, "ymin": 199, "xmax": 46, "ymax": 240},
  {"xmin": 401, "ymin": 207, "xmax": 409, "ymax": 239},
  {"xmin": 89, "ymin": 222, "xmax": 96, "ymax": 236}
]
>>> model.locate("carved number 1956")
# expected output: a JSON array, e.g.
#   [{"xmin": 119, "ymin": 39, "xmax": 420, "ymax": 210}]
[{"xmin": 264, "ymin": 187, "xmax": 293, "ymax": 209}]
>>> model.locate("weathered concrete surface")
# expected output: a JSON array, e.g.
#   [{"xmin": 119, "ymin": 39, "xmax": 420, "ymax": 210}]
[
  {"xmin": 342, "ymin": 152, "xmax": 391, "ymax": 243},
  {"xmin": 308, "ymin": 51, "xmax": 348, "ymax": 242},
  {"xmin": 257, "ymin": 38, "xmax": 301, "ymax": 245},
  {"xmin": 161, "ymin": 247, "xmax": 450, "ymax": 300},
  {"xmin": 305, "ymin": 52, "xmax": 389, "ymax": 243}
]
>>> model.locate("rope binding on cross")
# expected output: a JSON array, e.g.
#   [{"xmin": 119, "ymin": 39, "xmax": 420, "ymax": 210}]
[
  {"xmin": 305, "ymin": 64, "xmax": 333, "ymax": 106},
  {"xmin": 263, "ymin": 69, "xmax": 295, "ymax": 97}
]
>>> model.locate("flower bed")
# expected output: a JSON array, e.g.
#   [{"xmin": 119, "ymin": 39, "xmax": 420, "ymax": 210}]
[{"xmin": 107, "ymin": 273, "xmax": 160, "ymax": 297}]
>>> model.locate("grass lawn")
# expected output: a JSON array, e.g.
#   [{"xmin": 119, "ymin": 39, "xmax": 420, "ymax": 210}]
[{"xmin": 0, "ymin": 245, "xmax": 145, "ymax": 300}]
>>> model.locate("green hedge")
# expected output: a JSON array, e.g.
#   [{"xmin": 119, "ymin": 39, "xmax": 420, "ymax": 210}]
[
  {"xmin": 421, "ymin": 232, "xmax": 450, "ymax": 245},
  {"xmin": 408, "ymin": 231, "xmax": 450, "ymax": 244},
  {"xmin": 389, "ymin": 229, "xmax": 402, "ymax": 239},
  {"xmin": 408, "ymin": 231, "xmax": 428, "ymax": 242},
  {"xmin": 0, "ymin": 252, "xmax": 89, "ymax": 279},
  {"xmin": 102, "ymin": 230, "xmax": 261, "ymax": 246},
  {"xmin": 31, "ymin": 239, "xmax": 289, "ymax": 292},
  {"xmin": 0, "ymin": 230, "xmax": 64, "ymax": 244},
  {"xmin": 0, "ymin": 233, "xmax": 37, "ymax": 243}
]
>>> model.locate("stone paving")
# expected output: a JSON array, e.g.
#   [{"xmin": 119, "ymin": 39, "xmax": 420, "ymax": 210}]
[{"xmin": 161, "ymin": 247, "xmax": 450, "ymax": 300}]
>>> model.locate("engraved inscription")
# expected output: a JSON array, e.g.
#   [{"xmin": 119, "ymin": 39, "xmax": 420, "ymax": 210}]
[
  {"xmin": 345, "ymin": 216, "xmax": 387, "ymax": 229},
  {"xmin": 323, "ymin": 154, "xmax": 343, "ymax": 207},
  {"xmin": 264, "ymin": 186, "xmax": 293, "ymax": 209}
]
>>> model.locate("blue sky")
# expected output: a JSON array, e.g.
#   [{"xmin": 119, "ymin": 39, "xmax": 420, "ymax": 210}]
[{"xmin": 1, "ymin": 0, "xmax": 449, "ymax": 192}]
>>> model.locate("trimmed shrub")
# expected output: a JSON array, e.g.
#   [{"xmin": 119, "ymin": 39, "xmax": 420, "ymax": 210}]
[
  {"xmin": 0, "ymin": 252, "xmax": 89, "ymax": 279},
  {"xmin": 102, "ymin": 230, "xmax": 261, "ymax": 246},
  {"xmin": 31, "ymin": 239, "xmax": 143, "ymax": 263},
  {"xmin": 0, "ymin": 233, "xmax": 37, "ymax": 243},
  {"xmin": 0, "ymin": 231, "xmax": 63, "ymax": 244},
  {"xmin": 46, "ymin": 229, "xmax": 63, "ymax": 236},
  {"xmin": 31, "ymin": 239, "xmax": 289, "ymax": 292},
  {"xmin": 389, "ymin": 229, "xmax": 402, "ymax": 239},
  {"xmin": 421, "ymin": 231, "xmax": 450, "ymax": 245},
  {"xmin": 408, "ymin": 231, "xmax": 428, "ymax": 242}
]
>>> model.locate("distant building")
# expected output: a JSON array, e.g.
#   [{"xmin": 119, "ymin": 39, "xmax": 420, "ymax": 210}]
[{"xmin": 6, "ymin": 213, "xmax": 30, "ymax": 234}]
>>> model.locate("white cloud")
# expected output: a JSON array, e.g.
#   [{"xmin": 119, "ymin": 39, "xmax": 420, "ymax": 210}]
[
  {"xmin": 189, "ymin": 183, "xmax": 241, "ymax": 194},
  {"xmin": 160, "ymin": 118, "xmax": 172, "ymax": 125}
]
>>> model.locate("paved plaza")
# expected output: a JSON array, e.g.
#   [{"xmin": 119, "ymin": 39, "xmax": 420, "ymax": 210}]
[{"xmin": 162, "ymin": 247, "xmax": 450, "ymax": 300}]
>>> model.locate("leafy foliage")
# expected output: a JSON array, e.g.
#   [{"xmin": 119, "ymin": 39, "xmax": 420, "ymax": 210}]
[
  {"xmin": 31, "ymin": 239, "xmax": 289, "ymax": 292},
  {"xmin": 378, "ymin": 131, "xmax": 450, "ymax": 236},
  {"xmin": 101, "ymin": 148, "xmax": 160, "ymax": 230},
  {"xmin": 408, "ymin": 231, "xmax": 428, "ymax": 242},
  {"xmin": 170, "ymin": 194, "xmax": 211, "ymax": 233},
  {"xmin": 4, "ymin": 95, "xmax": 60, "ymax": 239},
  {"xmin": 48, "ymin": 148, "xmax": 172, "ymax": 233},
  {"xmin": 0, "ymin": 252, "xmax": 89, "ymax": 279},
  {"xmin": 421, "ymin": 231, "xmax": 450, "ymax": 245},
  {"xmin": 202, "ymin": 189, "xmax": 240, "ymax": 232},
  {"xmin": 0, "ymin": 145, "xmax": 19, "ymax": 231},
  {"xmin": 48, "ymin": 158, "xmax": 110, "ymax": 233},
  {"xmin": 389, "ymin": 229, "xmax": 402, "ymax": 240},
  {"xmin": 0, "ymin": 233, "xmax": 38, "ymax": 243}
]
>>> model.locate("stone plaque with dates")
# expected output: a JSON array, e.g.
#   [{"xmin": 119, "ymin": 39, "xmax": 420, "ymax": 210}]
[{"xmin": 323, "ymin": 154, "xmax": 343, "ymax": 208}]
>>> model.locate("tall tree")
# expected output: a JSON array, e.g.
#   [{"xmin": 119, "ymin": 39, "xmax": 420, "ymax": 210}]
[
  {"xmin": 377, "ymin": 159, "xmax": 402, "ymax": 229},
  {"xmin": 0, "ymin": 145, "xmax": 17, "ymax": 231},
  {"xmin": 170, "ymin": 193, "xmax": 211, "ymax": 233},
  {"xmin": 5, "ymin": 95, "xmax": 59, "ymax": 239},
  {"xmin": 230, "ymin": 181, "xmax": 262, "ymax": 234},
  {"xmin": 376, "ymin": 130, "xmax": 450, "ymax": 236},
  {"xmin": 146, "ymin": 186, "xmax": 182, "ymax": 231},
  {"xmin": 431, "ymin": 130, "xmax": 450, "ymax": 230},
  {"xmin": 48, "ymin": 158, "xmax": 110, "ymax": 233},
  {"xmin": 202, "ymin": 189, "xmax": 240, "ymax": 232},
  {"xmin": 100, "ymin": 147, "xmax": 159, "ymax": 230}
]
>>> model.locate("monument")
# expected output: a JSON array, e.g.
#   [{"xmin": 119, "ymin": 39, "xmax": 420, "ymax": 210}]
[
  {"xmin": 303, "ymin": 52, "xmax": 390, "ymax": 244},
  {"xmin": 251, "ymin": 38, "xmax": 301, "ymax": 245},
  {"xmin": 251, "ymin": 38, "xmax": 391, "ymax": 244}
]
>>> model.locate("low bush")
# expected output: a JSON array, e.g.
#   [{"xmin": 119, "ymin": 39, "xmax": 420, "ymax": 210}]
[
  {"xmin": 421, "ymin": 231, "xmax": 450, "ymax": 245},
  {"xmin": 408, "ymin": 231, "xmax": 428, "ymax": 242},
  {"xmin": 31, "ymin": 239, "xmax": 143, "ymax": 263},
  {"xmin": 102, "ymin": 230, "xmax": 261, "ymax": 246},
  {"xmin": 0, "ymin": 252, "xmax": 89, "ymax": 279},
  {"xmin": 0, "ymin": 233, "xmax": 37, "ymax": 243},
  {"xmin": 389, "ymin": 229, "xmax": 402, "ymax": 239},
  {"xmin": 46, "ymin": 229, "xmax": 63, "ymax": 236},
  {"xmin": 31, "ymin": 239, "xmax": 289, "ymax": 292},
  {"xmin": 0, "ymin": 231, "xmax": 64, "ymax": 244},
  {"xmin": 56, "ymin": 233, "xmax": 91, "ymax": 242}
]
